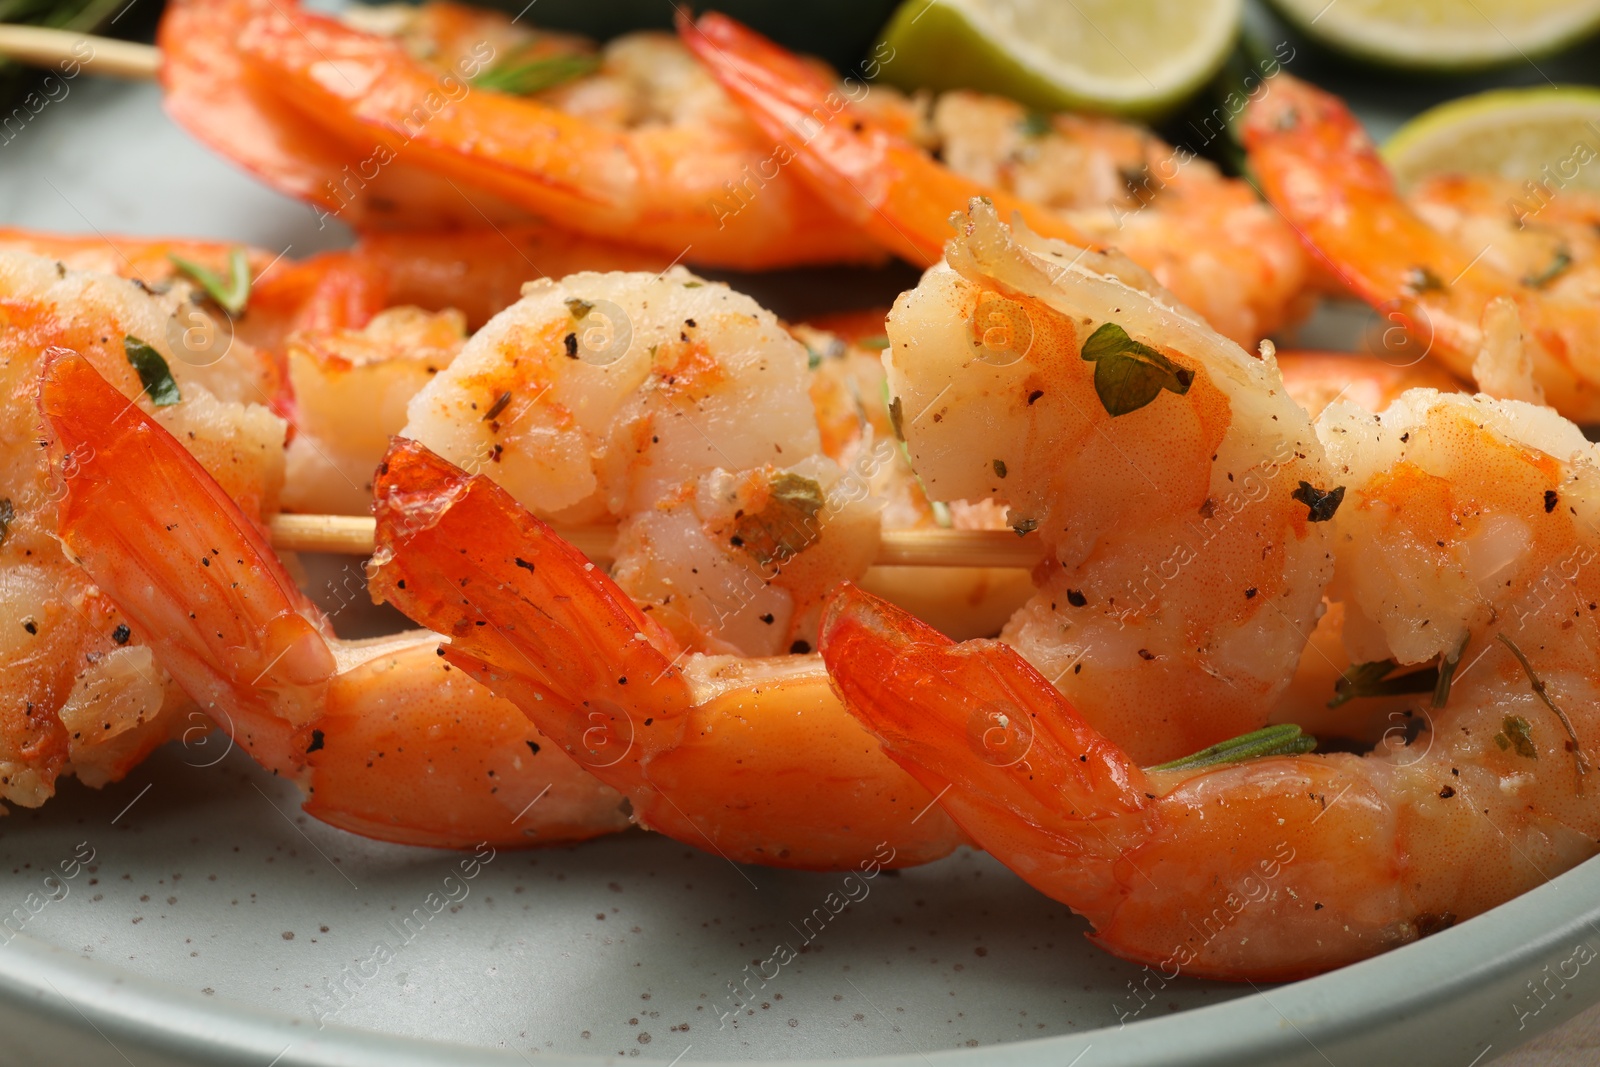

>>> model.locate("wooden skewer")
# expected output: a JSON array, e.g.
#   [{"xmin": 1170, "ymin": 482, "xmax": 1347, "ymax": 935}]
[
  {"xmin": 267, "ymin": 515, "xmax": 1043, "ymax": 570},
  {"xmin": 0, "ymin": 26, "xmax": 159, "ymax": 80}
]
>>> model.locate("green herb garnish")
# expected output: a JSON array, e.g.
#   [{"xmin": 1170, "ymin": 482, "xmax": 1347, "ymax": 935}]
[
  {"xmin": 0, "ymin": 498, "xmax": 12, "ymax": 550},
  {"xmin": 731, "ymin": 472, "xmax": 825, "ymax": 568},
  {"xmin": 1151, "ymin": 723, "xmax": 1316, "ymax": 771},
  {"xmin": 1010, "ymin": 516, "xmax": 1038, "ymax": 536},
  {"xmin": 475, "ymin": 51, "xmax": 600, "ymax": 97},
  {"xmin": 1327, "ymin": 658, "xmax": 1437, "ymax": 708},
  {"xmin": 887, "ymin": 394, "xmax": 905, "ymax": 441},
  {"xmin": 123, "ymin": 336, "xmax": 181, "ymax": 407},
  {"xmin": 1523, "ymin": 249, "xmax": 1572, "ymax": 290},
  {"xmin": 858, "ymin": 335, "xmax": 890, "ymax": 350},
  {"xmin": 1494, "ymin": 715, "xmax": 1538, "ymax": 758},
  {"xmin": 1080, "ymin": 322, "xmax": 1192, "ymax": 417},
  {"xmin": 564, "ymin": 298, "xmax": 594, "ymax": 319},
  {"xmin": 1018, "ymin": 111, "xmax": 1052, "ymax": 138},
  {"xmin": 169, "ymin": 248, "xmax": 251, "ymax": 315}
]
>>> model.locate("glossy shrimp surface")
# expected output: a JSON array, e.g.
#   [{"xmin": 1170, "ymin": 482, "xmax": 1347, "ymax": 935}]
[
  {"xmin": 1266, "ymin": 352, "xmax": 1467, "ymax": 742},
  {"xmin": 823, "ymin": 374, "xmax": 1600, "ymax": 980},
  {"xmin": 224, "ymin": 0, "xmax": 881, "ymax": 269},
  {"xmin": 881, "ymin": 201, "xmax": 1335, "ymax": 764},
  {"xmin": 1243, "ymin": 74, "xmax": 1600, "ymax": 420},
  {"xmin": 38, "ymin": 351, "xmax": 628, "ymax": 848},
  {"xmin": 402, "ymin": 268, "xmax": 881, "ymax": 655},
  {"xmin": 680, "ymin": 13, "xmax": 1310, "ymax": 346},
  {"xmin": 0, "ymin": 251, "xmax": 284, "ymax": 810},
  {"xmin": 370, "ymin": 440, "xmax": 965, "ymax": 869}
]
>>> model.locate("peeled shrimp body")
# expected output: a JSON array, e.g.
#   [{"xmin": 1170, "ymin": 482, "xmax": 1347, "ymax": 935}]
[
  {"xmin": 878, "ymin": 201, "xmax": 1335, "ymax": 763},
  {"xmin": 820, "ymin": 245, "xmax": 1600, "ymax": 979},
  {"xmin": 373, "ymin": 270, "xmax": 965, "ymax": 868},
  {"xmin": 38, "ymin": 351, "xmax": 628, "ymax": 847},
  {"xmin": 1243, "ymin": 73, "xmax": 1600, "ymax": 421},
  {"xmin": 1267, "ymin": 351, "xmax": 1468, "ymax": 743},
  {"xmin": 799, "ymin": 313, "xmax": 1033, "ymax": 641},
  {"xmin": 680, "ymin": 12, "xmax": 1310, "ymax": 346},
  {"xmin": 0, "ymin": 251, "xmax": 282, "ymax": 810}
]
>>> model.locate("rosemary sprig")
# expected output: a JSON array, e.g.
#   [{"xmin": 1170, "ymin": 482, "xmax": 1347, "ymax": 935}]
[
  {"xmin": 1151, "ymin": 724, "xmax": 1316, "ymax": 772},
  {"xmin": 1432, "ymin": 635, "xmax": 1469, "ymax": 709},
  {"xmin": 473, "ymin": 51, "xmax": 598, "ymax": 97}
]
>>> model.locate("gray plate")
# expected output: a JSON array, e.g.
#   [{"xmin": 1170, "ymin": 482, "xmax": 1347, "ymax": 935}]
[{"xmin": 4, "ymin": 21, "xmax": 1600, "ymax": 1067}]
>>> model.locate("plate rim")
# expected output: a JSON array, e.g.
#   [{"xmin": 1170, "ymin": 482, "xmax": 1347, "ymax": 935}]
[{"xmin": 4, "ymin": 849, "xmax": 1599, "ymax": 1066}]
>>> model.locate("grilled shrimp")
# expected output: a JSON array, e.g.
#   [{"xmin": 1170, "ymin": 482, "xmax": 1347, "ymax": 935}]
[
  {"xmin": 680, "ymin": 12, "xmax": 1311, "ymax": 345},
  {"xmin": 878, "ymin": 201, "xmax": 1334, "ymax": 763},
  {"xmin": 1243, "ymin": 74, "xmax": 1600, "ymax": 420},
  {"xmin": 822, "ymin": 383, "xmax": 1600, "ymax": 980},
  {"xmin": 205, "ymin": 0, "xmax": 881, "ymax": 269},
  {"xmin": 38, "ymin": 351, "xmax": 629, "ymax": 847},
  {"xmin": 372, "ymin": 271, "xmax": 966, "ymax": 868},
  {"xmin": 0, "ymin": 251, "xmax": 281, "ymax": 811},
  {"xmin": 369, "ymin": 440, "xmax": 965, "ymax": 868}
]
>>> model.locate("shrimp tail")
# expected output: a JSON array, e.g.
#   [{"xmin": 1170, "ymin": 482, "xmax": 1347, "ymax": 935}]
[
  {"xmin": 679, "ymin": 11, "xmax": 1087, "ymax": 266},
  {"xmin": 37, "ymin": 349, "xmax": 333, "ymax": 778},
  {"xmin": 821, "ymin": 583, "xmax": 1423, "ymax": 981},
  {"xmin": 370, "ymin": 438, "xmax": 693, "ymax": 776},
  {"xmin": 1240, "ymin": 74, "xmax": 1480, "ymax": 346},
  {"xmin": 819, "ymin": 584, "xmax": 1148, "ymax": 869}
]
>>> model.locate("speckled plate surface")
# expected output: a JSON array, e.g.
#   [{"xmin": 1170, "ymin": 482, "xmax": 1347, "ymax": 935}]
[{"xmin": 6, "ymin": 15, "xmax": 1600, "ymax": 1067}]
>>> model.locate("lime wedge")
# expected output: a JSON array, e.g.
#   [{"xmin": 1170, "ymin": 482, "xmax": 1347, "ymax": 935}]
[
  {"xmin": 1384, "ymin": 86, "xmax": 1600, "ymax": 190},
  {"xmin": 874, "ymin": 0, "xmax": 1242, "ymax": 119},
  {"xmin": 1267, "ymin": 0, "xmax": 1600, "ymax": 70}
]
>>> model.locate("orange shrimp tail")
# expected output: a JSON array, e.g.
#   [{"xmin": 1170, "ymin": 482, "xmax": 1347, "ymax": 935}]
[
  {"xmin": 370, "ymin": 438, "xmax": 691, "ymax": 776},
  {"xmin": 819, "ymin": 584, "xmax": 1148, "ymax": 871},
  {"xmin": 235, "ymin": 4, "xmax": 879, "ymax": 269},
  {"xmin": 680, "ymin": 12, "xmax": 1091, "ymax": 267},
  {"xmin": 37, "ymin": 350, "xmax": 331, "ymax": 778},
  {"xmin": 1240, "ymin": 74, "xmax": 1483, "ymax": 351}
]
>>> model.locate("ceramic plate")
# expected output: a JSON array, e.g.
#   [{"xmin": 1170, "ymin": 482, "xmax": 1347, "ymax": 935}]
[{"xmin": 4, "ymin": 10, "xmax": 1600, "ymax": 1066}]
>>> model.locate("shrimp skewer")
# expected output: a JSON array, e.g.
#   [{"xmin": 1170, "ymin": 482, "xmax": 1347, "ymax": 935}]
[
  {"xmin": 214, "ymin": 0, "xmax": 882, "ymax": 270},
  {"xmin": 821, "ymin": 284, "xmax": 1600, "ymax": 981},
  {"xmin": 369, "ymin": 266, "xmax": 963, "ymax": 867},
  {"xmin": 160, "ymin": 0, "xmax": 531, "ymax": 231},
  {"xmin": 0, "ymin": 250, "xmax": 287, "ymax": 812},
  {"xmin": 679, "ymin": 12, "xmax": 1311, "ymax": 345},
  {"xmin": 38, "ymin": 350, "xmax": 628, "ymax": 847},
  {"xmin": 369, "ymin": 439, "xmax": 966, "ymax": 868},
  {"xmin": 1242, "ymin": 74, "xmax": 1600, "ymax": 421},
  {"xmin": 875, "ymin": 200, "xmax": 1335, "ymax": 764}
]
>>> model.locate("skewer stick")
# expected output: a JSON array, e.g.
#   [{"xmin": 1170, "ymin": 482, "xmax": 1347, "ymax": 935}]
[
  {"xmin": 268, "ymin": 515, "xmax": 1043, "ymax": 570},
  {"xmin": 0, "ymin": 26, "xmax": 159, "ymax": 79}
]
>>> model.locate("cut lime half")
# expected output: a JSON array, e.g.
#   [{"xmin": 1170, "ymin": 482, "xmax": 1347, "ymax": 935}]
[
  {"xmin": 875, "ymin": 0, "xmax": 1242, "ymax": 120},
  {"xmin": 1384, "ymin": 86, "xmax": 1600, "ymax": 191},
  {"xmin": 1268, "ymin": 0, "xmax": 1600, "ymax": 71}
]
